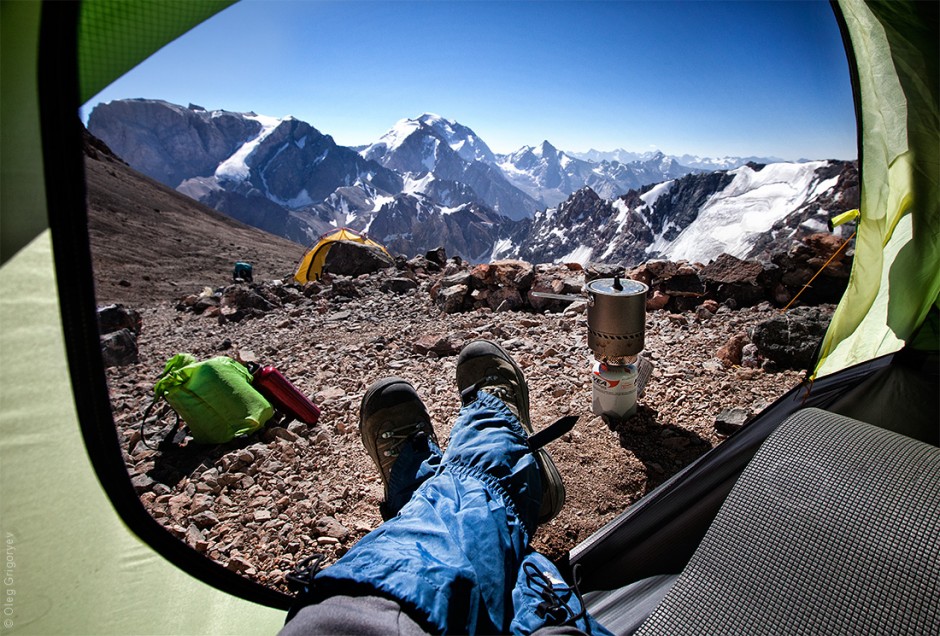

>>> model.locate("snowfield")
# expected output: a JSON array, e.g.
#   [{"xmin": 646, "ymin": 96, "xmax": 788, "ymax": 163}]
[{"xmin": 651, "ymin": 161, "xmax": 828, "ymax": 263}]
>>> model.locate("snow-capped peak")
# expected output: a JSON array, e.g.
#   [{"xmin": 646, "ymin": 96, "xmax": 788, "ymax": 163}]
[
  {"xmin": 373, "ymin": 117, "xmax": 423, "ymax": 155},
  {"xmin": 362, "ymin": 113, "xmax": 497, "ymax": 166},
  {"xmin": 535, "ymin": 140, "xmax": 558, "ymax": 158},
  {"xmin": 215, "ymin": 113, "xmax": 283, "ymax": 180}
]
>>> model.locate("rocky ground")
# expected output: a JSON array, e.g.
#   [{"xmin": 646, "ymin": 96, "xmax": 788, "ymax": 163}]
[
  {"xmin": 104, "ymin": 265, "xmax": 815, "ymax": 593},
  {"xmin": 86, "ymin": 139, "xmax": 835, "ymax": 595}
]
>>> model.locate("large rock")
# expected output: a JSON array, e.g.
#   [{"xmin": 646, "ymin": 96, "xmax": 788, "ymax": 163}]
[
  {"xmin": 715, "ymin": 333, "xmax": 749, "ymax": 367},
  {"xmin": 380, "ymin": 277, "xmax": 418, "ymax": 294},
  {"xmin": 469, "ymin": 260, "xmax": 535, "ymax": 290},
  {"xmin": 485, "ymin": 286, "xmax": 525, "ymax": 312},
  {"xmin": 221, "ymin": 284, "xmax": 277, "ymax": 311},
  {"xmin": 772, "ymin": 233, "xmax": 852, "ymax": 306},
  {"xmin": 528, "ymin": 267, "xmax": 583, "ymax": 312},
  {"xmin": 425, "ymin": 247, "xmax": 447, "ymax": 266},
  {"xmin": 750, "ymin": 306, "xmax": 833, "ymax": 369},
  {"xmin": 101, "ymin": 328, "xmax": 139, "ymax": 367},
  {"xmin": 324, "ymin": 241, "xmax": 395, "ymax": 277},
  {"xmin": 97, "ymin": 304, "xmax": 142, "ymax": 336},
  {"xmin": 437, "ymin": 284, "xmax": 468, "ymax": 314},
  {"xmin": 413, "ymin": 334, "xmax": 463, "ymax": 357},
  {"xmin": 700, "ymin": 254, "xmax": 775, "ymax": 307}
]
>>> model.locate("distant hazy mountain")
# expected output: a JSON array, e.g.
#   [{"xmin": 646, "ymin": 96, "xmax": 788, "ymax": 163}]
[
  {"xmin": 497, "ymin": 143, "xmax": 701, "ymax": 208},
  {"xmin": 568, "ymin": 148, "xmax": 651, "ymax": 164},
  {"xmin": 568, "ymin": 148, "xmax": 784, "ymax": 172}
]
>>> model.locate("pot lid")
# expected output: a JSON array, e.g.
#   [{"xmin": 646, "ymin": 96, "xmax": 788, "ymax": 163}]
[{"xmin": 586, "ymin": 277, "xmax": 648, "ymax": 296}]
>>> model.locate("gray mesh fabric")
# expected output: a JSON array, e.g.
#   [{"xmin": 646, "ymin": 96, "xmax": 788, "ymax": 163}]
[{"xmin": 635, "ymin": 408, "xmax": 940, "ymax": 636}]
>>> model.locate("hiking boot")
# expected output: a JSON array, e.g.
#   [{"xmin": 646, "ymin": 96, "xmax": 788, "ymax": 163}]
[
  {"xmin": 360, "ymin": 377, "xmax": 437, "ymax": 499},
  {"xmin": 456, "ymin": 340, "xmax": 566, "ymax": 524}
]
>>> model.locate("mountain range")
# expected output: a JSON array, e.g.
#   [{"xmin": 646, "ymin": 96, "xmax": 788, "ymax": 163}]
[{"xmin": 86, "ymin": 99, "xmax": 857, "ymax": 266}]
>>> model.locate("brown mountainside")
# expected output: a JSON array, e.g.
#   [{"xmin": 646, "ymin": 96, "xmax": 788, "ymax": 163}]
[{"xmin": 84, "ymin": 128, "xmax": 303, "ymax": 306}]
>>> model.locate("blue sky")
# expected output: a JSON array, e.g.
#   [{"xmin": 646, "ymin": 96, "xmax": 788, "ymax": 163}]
[{"xmin": 82, "ymin": 0, "xmax": 857, "ymax": 161}]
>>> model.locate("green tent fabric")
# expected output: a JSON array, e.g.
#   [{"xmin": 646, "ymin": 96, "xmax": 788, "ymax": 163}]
[
  {"xmin": 1, "ymin": 0, "xmax": 937, "ymax": 634},
  {"xmin": 78, "ymin": 0, "xmax": 237, "ymax": 106},
  {"xmin": 0, "ymin": 1, "xmax": 48, "ymax": 264},
  {"xmin": 0, "ymin": 233, "xmax": 284, "ymax": 634},
  {"xmin": 815, "ymin": 0, "xmax": 939, "ymax": 377}
]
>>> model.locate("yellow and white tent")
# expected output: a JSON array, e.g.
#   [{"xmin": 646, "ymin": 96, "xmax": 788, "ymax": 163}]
[{"xmin": 293, "ymin": 227, "xmax": 393, "ymax": 284}]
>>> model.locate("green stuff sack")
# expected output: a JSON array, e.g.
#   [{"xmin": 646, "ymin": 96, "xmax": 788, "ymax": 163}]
[{"xmin": 153, "ymin": 353, "xmax": 273, "ymax": 443}]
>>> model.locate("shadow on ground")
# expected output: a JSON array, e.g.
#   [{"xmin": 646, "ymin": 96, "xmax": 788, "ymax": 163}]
[{"xmin": 611, "ymin": 405, "xmax": 712, "ymax": 494}]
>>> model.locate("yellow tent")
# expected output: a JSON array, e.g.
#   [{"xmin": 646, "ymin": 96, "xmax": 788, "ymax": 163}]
[{"xmin": 293, "ymin": 227, "xmax": 392, "ymax": 284}]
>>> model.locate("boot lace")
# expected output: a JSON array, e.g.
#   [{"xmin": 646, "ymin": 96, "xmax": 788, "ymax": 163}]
[
  {"xmin": 379, "ymin": 421, "xmax": 435, "ymax": 457},
  {"xmin": 461, "ymin": 372, "xmax": 514, "ymax": 405}
]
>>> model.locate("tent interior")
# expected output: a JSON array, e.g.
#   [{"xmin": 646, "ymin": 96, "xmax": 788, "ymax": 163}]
[{"xmin": 0, "ymin": 0, "xmax": 936, "ymax": 633}]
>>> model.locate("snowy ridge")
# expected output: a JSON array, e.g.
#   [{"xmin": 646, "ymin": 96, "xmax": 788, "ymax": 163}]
[
  {"xmin": 215, "ymin": 114, "xmax": 283, "ymax": 180},
  {"xmin": 650, "ymin": 161, "xmax": 827, "ymax": 261},
  {"xmin": 502, "ymin": 160, "xmax": 856, "ymax": 268}
]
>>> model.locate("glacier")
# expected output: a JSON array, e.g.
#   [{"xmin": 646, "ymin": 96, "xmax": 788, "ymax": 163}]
[{"xmin": 650, "ymin": 161, "xmax": 828, "ymax": 262}]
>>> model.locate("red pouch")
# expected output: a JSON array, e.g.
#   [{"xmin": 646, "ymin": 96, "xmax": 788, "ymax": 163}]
[{"xmin": 250, "ymin": 364, "xmax": 321, "ymax": 425}]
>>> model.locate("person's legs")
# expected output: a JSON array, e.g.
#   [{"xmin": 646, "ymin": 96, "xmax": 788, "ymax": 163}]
[
  {"xmin": 283, "ymin": 345, "xmax": 544, "ymax": 633},
  {"xmin": 303, "ymin": 389, "xmax": 538, "ymax": 633},
  {"xmin": 282, "ymin": 342, "xmax": 608, "ymax": 635}
]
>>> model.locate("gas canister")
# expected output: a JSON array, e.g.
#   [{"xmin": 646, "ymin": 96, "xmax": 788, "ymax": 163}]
[{"xmin": 591, "ymin": 360, "xmax": 639, "ymax": 420}]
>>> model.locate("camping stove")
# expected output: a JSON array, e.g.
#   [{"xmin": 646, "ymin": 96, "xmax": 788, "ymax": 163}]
[{"xmin": 586, "ymin": 277, "xmax": 648, "ymax": 420}]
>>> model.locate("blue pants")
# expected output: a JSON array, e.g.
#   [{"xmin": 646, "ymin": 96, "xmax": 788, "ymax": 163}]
[{"xmin": 283, "ymin": 393, "xmax": 611, "ymax": 635}]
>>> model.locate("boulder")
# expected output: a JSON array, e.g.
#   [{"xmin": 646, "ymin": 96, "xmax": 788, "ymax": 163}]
[
  {"xmin": 97, "ymin": 304, "xmax": 142, "ymax": 336},
  {"xmin": 192, "ymin": 295, "xmax": 220, "ymax": 315},
  {"xmin": 528, "ymin": 269, "xmax": 578, "ymax": 312},
  {"xmin": 380, "ymin": 277, "xmax": 419, "ymax": 294},
  {"xmin": 649, "ymin": 262, "xmax": 705, "ymax": 307},
  {"xmin": 585, "ymin": 263, "xmax": 624, "ymax": 282},
  {"xmin": 413, "ymin": 334, "xmax": 463, "ymax": 357},
  {"xmin": 323, "ymin": 241, "xmax": 394, "ymax": 277},
  {"xmin": 487, "ymin": 286, "xmax": 525, "ymax": 312},
  {"xmin": 221, "ymin": 284, "xmax": 277, "ymax": 312},
  {"xmin": 700, "ymin": 254, "xmax": 771, "ymax": 307},
  {"xmin": 425, "ymin": 247, "xmax": 447, "ymax": 266},
  {"xmin": 715, "ymin": 407, "xmax": 751, "ymax": 434},
  {"xmin": 328, "ymin": 278, "xmax": 361, "ymax": 299},
  {"xmin": 750, "ymin": 306, "xmax": 832, "ymax": 370},
  {"xmin": 100, "ymin": 328, "xmax": 138, "ymax": 367},
  {"xmin": 405, "ymin": 255, "xmax": 435, "ymax": 274},
  {"xmin": 314, "ymin": 516, "xmax": 350, "ymax": 542},
  {"xmin": 772, "ymin": 233, "xmax": 852, "ymax": 305},
  {"xmin": 716, "ymin": 333, "xmax": 749, "ymax": 367},
  {"xmin": 437, "ymin": 284, "xmax": 468, "ymax": 314},
  {"xmin": 646, "ymin": 290, "xmax": 670, "ymax": 311},
  {"xmin": 441, "ymin": 272, "xmax": 471, "ymax": 288},
  {"xmin": 470, "ymin": 260, "xmax": 535, "ymax": 290}
]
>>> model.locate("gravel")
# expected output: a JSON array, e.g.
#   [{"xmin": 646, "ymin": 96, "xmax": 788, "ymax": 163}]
[{"xmin": 105, "ymin": 268, "xmax": 808, "ymax": 593}]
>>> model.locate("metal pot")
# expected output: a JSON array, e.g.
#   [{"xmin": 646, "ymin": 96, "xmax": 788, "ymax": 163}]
[{"xmin": 585, "ymin": 277, "xmax": 648, "ymax": 363}]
